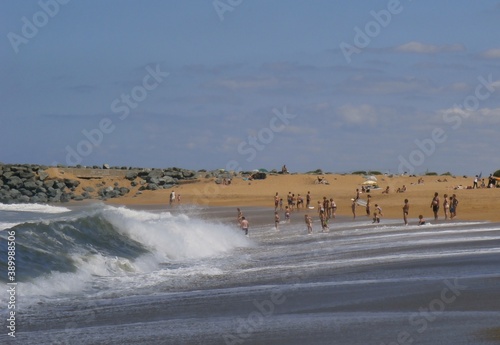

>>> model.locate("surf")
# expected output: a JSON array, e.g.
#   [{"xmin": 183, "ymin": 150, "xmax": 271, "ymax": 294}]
[{"xmin": 0, "ymin": 205, "xmax": 250, "ymax": 303}]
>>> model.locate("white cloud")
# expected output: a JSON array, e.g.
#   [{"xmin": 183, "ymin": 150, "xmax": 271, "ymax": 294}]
[
  {"xmin": 438, "ymin": 107, "xmax": 500, "ymax": 125},
  {"xmin": 394, "ymin": 41, "xmax": 466, "ymax": 54},
  {"xmin": 337, "ymin": 104, "xmax": 378, "ymax": 126},
  {"xmin": 479, "ymin": 48, "xmax": 500, "ymax": 59}
]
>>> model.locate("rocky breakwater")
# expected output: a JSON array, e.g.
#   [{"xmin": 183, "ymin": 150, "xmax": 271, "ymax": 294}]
[
  {"xmin": 122, "ymin": 166, "xmax": 197, "ymax": 197},
  {"xmin": 0, "ymin": 164, "xmax": 79, "ymax": 204},
  {"xmin": 0, "ymin": 164, "xmax": 199, "ymax": 204}
]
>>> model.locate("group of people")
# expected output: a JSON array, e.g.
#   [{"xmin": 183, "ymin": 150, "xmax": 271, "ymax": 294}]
[
  {"xmin": 236, "ymin": 188, "xmax": 466, "ymax": 237},
  {"xmin": 402, "ymin": 192, "xmax": 459, "ymax": 226},
  {"xmin": 351, "ymin": 189, "xmax": 383, "ymax": 223},
  {"xmin": 474, "ymin": 174, "xmax": 498, "ymax": 189},
  {"xmin": 169, "ymin": 190, "xmax": 181, "ymax": 206},
  {"xmin": 429, "ymin": 192, "xmax": 459, "ymax": 221}
]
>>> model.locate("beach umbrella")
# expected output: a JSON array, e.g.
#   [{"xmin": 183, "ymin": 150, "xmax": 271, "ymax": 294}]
[
  {"xmin": 258, "ymin": 168, "xmax": 269, "ymax": 172},
  {"xmin": 364, "ymin": 175, "xmax": 378, "ymax": 181},
  {"xmin": 362, "ymin": 180, "xmax": 377, "ymax": 185}
]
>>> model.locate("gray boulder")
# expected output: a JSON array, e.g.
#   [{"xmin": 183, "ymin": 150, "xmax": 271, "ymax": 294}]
[
  {"xmin": 6, "ymin": 177, "xmax": 24, "ymax": 189},
  {"xmin": 38, "ymin": 171, "xmax": 49, "ymax": 181}
]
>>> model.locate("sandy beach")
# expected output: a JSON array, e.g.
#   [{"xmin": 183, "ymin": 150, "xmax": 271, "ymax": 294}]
[{"xmin": 48, "ymin": 167, "xmax": 500, "ymax": 223}]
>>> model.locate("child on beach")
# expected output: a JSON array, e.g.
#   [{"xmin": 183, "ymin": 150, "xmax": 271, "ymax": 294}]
[
  {"xmin": 372, "ymin": 212, "xmax": 380, "ymax": 224},
  {"xmin": 279, "ymin": 198, "xmax": 283, "ymax": 211},
  {"xmin": 285, "ymin": 206, "xmax": 291, "ymax": 223},
  {"xmin": 305, "ymin": 214, "xmax": 313, "ymax": 234},
  {"xmin": 418, "ymin": 215, "xmax": 426, "ymax": 226},
  {"xmin": 275, "ymin": 211, "xmax": 280, "ymax": 231},
  {"xmin": 375, "ymin": 204, "xmax": 383, "ymax": 217}
]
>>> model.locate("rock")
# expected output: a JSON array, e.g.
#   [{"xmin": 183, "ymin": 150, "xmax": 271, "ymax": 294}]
[
  {"xmin": 125, "ymin": 171, "xmax": 138, "ymax": 180},
  {"xmin": 147, "ymin": 183, "xmax": 159, "ymax": 190},
  {"xmin": 182, "ymin": 170, "xmax": 195, "ymax": 178},
  {"xmin": 6, "ymin": 176, "xmax": 24, "ymax": 189},
  {"xmin": 32, "ymin": 194, "xmax": 48, "ymax": 203},
  {"xmin": 36, "ymin": 170, "xmax": 48, "ymax": 181},
  {"xmin": 64, "ymin": 179, "xmax": 80, "ymax": 188},
  {"xmin": 24, "ymin": 181, "xmax": 38, "ymax": 190},
  {"xmin": 43, "ymin": 180, "xmax": 55, "ymax": 189},
  {"xmin": 18, "ymin": 195, "xmax": 30, "ymax": 203},
  {"xmin": 119, "ymin": 187, "xmax": 130, "ymax": 195},
  {"xmin": 103, "ymin": 164, "xmax": 110, "ymax": 169},
  {"xmin": 83, "ymin": 186, "xmax": 95, "ymax": 193},
  {"xmin": 19, "ymin": 171, "xmax": 35, "ymax": 179}
]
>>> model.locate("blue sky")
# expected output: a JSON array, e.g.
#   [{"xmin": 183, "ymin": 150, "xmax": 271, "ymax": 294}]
[{"xmin": 1, "ymin": 0, "xmax": 500, "ymax": 175}]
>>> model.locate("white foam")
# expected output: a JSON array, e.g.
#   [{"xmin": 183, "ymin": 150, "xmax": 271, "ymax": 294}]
[
  {"xmin": 0, "ymin": 203, "xmax": 71, "ymax": 213},
  {"xmin": 0, "ymin": 222, "xmax": 20, "ymax": 231},
  {"xmin": 101, "ymin": 206, "xmax": 251, "ymax": 261}
]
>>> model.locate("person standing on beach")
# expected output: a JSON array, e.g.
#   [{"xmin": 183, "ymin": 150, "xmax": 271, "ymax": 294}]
[
  {"xmin": 451, "ymin": 194, "xmax": 459, "ymax": 219},
  {"xmin": 274, "ymin": 192, "xmax": 279, "ymax": 211},
  {"xmin": 305, "ymin": 214, "xmax": 313, "ymax": 234},
  {"xmin": 237, "ymin": 208, "xmax": 243, "ymax": 225},
  {"xmin": 240, "ymin": 217, "xmax": 249, "ymax": 236},
  {"xmin": 443, "ymin": 194, "xmax": 449, "ymax": 220},
  {"xmin": 351, "ymin": 199, "xmax": 356, "ymax": 219},
  {"xmin": 323, "ymin": 197, "xmax": 329, "ymax": 218},
  {"xmin": 449, "ymin": 196, "xmax": 455, "ymax": 219},
  {"xmin": 285, "ymin": 206, "xmax": 291, "ymax": 223},
  {"xmin": 473, "ymin": 175, "xmax": 478, "ymax": 189},
  {"xmin": 320, "ymin": 209, "xmax": 329, "ymax": 232},
  {"xmin": 430, "ymin": 192, "xmax": 440, "ymax": 221},
  {"xmin": 403, "ymin": 199, "xmax": 409, "ymax": 225},
  {"xmin": 366, "ymin": 195, "xmax": 371, "ymax": 216},
  {"xmin": 274, "ymin": 211, "xmax": 280, "ymax": 231},
  {"xmin": 169, "ymin": 190, "xmax": 175, "ymax": 207},
  {"xmin": 330, "ymin": 198, "xmax": 337, "ymax": 219},
  {"xmin": 306, "ymin": 191, "xmax": 311, "ymax": 208}
]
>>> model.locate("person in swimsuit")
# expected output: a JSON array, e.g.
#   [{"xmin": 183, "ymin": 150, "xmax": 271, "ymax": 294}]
[
  {"xmin": 237, "ymin": 208, "xmax": 243, "ymax": 225},
  {"xmin": 240, "ymin": 217, "xmax": 249, "ymax": 236},
  {"xmin": 285, "ymin": 206, "xmax": 291, "ymax": 223},
  {"xmin": 430, "ymin": 192, "xmax": 440, "ymax": 221},
  {"xmin": 418, "ymin": 214, "xmax": 426, "ymax": 225},
  {"xmin": 274, "ymin": 211, "xmax": 280, "ymax": 231},
  {"xmin": 443, "ymin": 194, "xmax": 449, "ymax": 220},
  {"xmin": 403, "ymin": 199, "xmax": 409, "ymax": 225},
  {"xmin": 305, "ymin": 214, "xmax": 313, "ymax": 234}
]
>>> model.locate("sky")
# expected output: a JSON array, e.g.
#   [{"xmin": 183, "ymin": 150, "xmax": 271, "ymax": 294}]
[{"xmin": 1, "ymin": 0, "xmax": 500, "ymax": 175}]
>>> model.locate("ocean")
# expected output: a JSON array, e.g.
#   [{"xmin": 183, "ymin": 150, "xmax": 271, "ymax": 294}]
[{"xmin": 1, "ymin": 203, "xmax": 499, "ymax": 345}]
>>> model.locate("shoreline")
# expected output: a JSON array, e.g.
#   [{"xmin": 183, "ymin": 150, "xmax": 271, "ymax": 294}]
[{"xmin": 102, "ymin": 173, "xmax": 500, "ymax": 223}]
